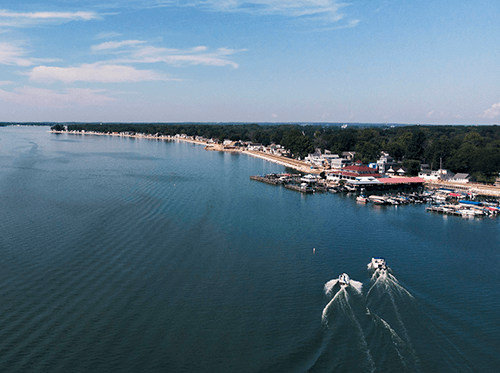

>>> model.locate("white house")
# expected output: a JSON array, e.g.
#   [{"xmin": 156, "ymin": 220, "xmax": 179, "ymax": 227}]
[
  {"xmin": 418, "ymin": 169, "xmax": 455, "ymax": 181},
  {"xmin": 450, "ymin": 173, "xmax": 470, "ymax": 183}
]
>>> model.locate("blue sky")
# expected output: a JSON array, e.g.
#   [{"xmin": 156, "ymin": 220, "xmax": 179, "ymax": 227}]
[{"xmin": 0, "ymin": 0, "xmax": 499, "ymax": 123}]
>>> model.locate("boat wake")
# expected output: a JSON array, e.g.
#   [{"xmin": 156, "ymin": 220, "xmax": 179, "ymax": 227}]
[
  {"xmin": 313, "ymin": 276, "xmax": 375, "ymax": 373},
  {"xmin": 365, "ymin": 262, "xmax": 474, "ymax": 372},
  {"xmin": 322, "ymin": 275, "xmax": 363, "ymax": 323},
  {"xmin": 313, "ymin": 260, "xmax": 474, "ymax": 372}
]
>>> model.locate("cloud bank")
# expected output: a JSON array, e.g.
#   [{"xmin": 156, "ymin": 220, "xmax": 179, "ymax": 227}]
[{"xmin": 479, "ymin": 102, "xmax": 500, "ymax": 119}]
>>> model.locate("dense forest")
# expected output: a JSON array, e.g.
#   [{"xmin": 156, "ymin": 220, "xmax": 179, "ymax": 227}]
[{"xmin": 55, "ymin": 123, "xmax": 500, "ymax": 183}]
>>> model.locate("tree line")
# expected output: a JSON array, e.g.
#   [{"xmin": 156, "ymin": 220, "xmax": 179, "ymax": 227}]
[{"xmin": 56, "ymin": 123, "xmax": 500, "ymax": 183}]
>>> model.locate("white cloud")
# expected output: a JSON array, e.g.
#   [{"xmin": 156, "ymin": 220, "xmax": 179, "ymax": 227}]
[
  {"xmin": 479, "ymin": 102, "xmax": 500, "ymax": 119},
  {"xmin": 322, "ymin": 18, "xmax": 359, "ymax": 30},
  {"xmin": 95, "ymin": 32, "xmax": 122, "ymax": 39},
  {"xmin": 112, "ymin": 44, "xmax": 246, "ymax": 68},
  {"xmin": 182, "ymin": 0, "xmax": 347, "ymax": 20},
  {"xmin": 426, "ymin": 110, "xmax": 435, "ymax": 118},
  {"xmin": 112, "ymin": 0, "xmax": 355, "ymax": 25},
  {"xmin": 0, "ymin": 42, "xmax": 32, "ymax": 66},
  {"xmin": 187, "ymin": 0, "xmax": 358, "ymax": 26},
  {"xmin": 0, "ymin": 81, "xmax": 15, "ymax": 85},
  {"xmin": 90, "ymin": 39, "xmax": 244, "ymax": 67},
  {"xmin": 28, "ymin": 63, "xmax": 169, "ymax": 83},
  {"xmin": 0, "ymin": 86, "xmax": 115, "ymax": 107},
  {"xmin": 0, "ymin": 10, "xmax": 100, "ymax": 27},
  {"xmin": 92, "ymin": 40, "xmax": 148, "ymax": 52},
  {"xmin": 0, "ymin": 42, "xmax": 60, "ymax": 66}
]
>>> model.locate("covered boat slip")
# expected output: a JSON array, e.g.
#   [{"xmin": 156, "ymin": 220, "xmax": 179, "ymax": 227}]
[{"xmin": 344, "ymin": 176, "xmax": 425, "ymax": 191}]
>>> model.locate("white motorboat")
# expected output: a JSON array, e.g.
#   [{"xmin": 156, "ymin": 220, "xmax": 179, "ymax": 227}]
[
  {"xmin": 369, "ymin": 195, "xmax": 387, "ymax": 205},
  {"xmin": 339, "ymin": 273, "xmax": 350, "ymax": 286},
  {"xmin": 369, "ymin": 257, "xmax": 387, "ymax": 270},
  {"xmin": 356, "ymin": 195, "xmax": 368, "ymax": 203}
]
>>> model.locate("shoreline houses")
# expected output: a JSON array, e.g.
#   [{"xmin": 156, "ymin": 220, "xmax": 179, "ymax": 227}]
[{"xmin": 54, "ymin": 128, "xmax": 498, "ymax": 194}]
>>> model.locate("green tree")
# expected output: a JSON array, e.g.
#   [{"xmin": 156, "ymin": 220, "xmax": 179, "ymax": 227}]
[
  {"xmin": 281, "ymin": 129, "xmax": 314, "ymax": 159},
  {"xmin": 51, "ymin": 124, "xmax": 65, "ymax": 131},
  {"xmin": 406, "ymin": 130, "xmax": 426, "ymax": 160},
  {"xmin": 402, "ymin": 160, "xmax": 420, "ymax": 176}
]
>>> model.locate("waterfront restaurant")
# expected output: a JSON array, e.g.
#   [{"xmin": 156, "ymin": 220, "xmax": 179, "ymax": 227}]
[{"xmin": 327, "ymin": 165, "xmax": 383, "ymax": 182}]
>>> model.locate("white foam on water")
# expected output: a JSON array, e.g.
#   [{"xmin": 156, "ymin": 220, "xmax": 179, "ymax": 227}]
[
  {"xmin": 321, "ymin": 289, "xmax": 375, "ymax": 371},
  {"xmin": 342, "ymin": 292, "xmax": 375, "ymax": 373},
  {"xmin": 324, "ymin": 278, "xmax": 339, "ymax": 296},
  {"xmin": 321, "ymin": 286, "xmax": 345, "ymax": 322},
  {"xmin": 367, "ymin": 270, "xmax": 387, "ymax": 297},
  {"xmin": 350, "ymin": 280, "xmax": 363, "ymax": 294},
  {"xmin": 377, "ymin": 315, "xmax": 420, "ymax": 365}
]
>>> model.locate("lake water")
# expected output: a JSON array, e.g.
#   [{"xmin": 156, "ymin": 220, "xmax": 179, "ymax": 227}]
[{"xmin": 0, "ymin": 126, "xmax": 498, "ymax": 372}]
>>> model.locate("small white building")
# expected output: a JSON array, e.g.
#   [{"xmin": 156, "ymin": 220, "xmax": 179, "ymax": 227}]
[
  {"xmin": 450, "ymin": 173, "xmax": 470, "ymax": 183},
  {"xmin": 418, "ymin": 169, "xmax": 455, "ymax": 181}
]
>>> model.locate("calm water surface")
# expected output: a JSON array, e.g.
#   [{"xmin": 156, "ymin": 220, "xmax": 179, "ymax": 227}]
[{"xmin": 0, "ymin": 126, "xmax": 498, "ymax": 372}]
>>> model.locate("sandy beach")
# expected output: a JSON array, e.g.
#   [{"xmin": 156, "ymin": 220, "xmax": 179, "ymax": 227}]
[{"xmin": 53, "ymin": 130, "xmax": 321, "ymax": 174}]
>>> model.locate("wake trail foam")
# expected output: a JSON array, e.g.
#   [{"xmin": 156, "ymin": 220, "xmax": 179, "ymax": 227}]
[
  {"xmin": 319, "ymin": 286, "xmax": 376, "ymax": 372},
  {"xmin": 350, "ymin": 280, "xmax": 363, "ymax": 294},
  {"xmin": 366, "ymin": 270, "xmax": 419, "ymax": 363},
  {"xmin": 322, "ymin": 276, "xmax": 364, "ymax": 323},
  {"xmin": 323, "ymin": 279, "xmax": 339, "ymax": 296},
  {"xmin": 342, "ymin": 292, "xmax": 375, "ymax": 373},
  {"xmin": 321, "ymin": 286, "xmax": 345, "ymax": 322}
]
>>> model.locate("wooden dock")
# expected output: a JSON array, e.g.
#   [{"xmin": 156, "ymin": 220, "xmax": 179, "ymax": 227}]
[
  {"xmin": 249, "ymin": 175, "xmax": 281, "ymax": 185},
  {"xmin": 284, "ymin": 184, "xmax": 314, "ymax": 193}
]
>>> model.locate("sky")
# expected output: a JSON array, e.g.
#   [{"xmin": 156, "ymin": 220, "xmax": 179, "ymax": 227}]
[{"xmin": 0, "ymin": 0, "xmax": 499, "ymax": 124}]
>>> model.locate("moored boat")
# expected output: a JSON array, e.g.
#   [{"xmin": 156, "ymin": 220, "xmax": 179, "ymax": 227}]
[
  {"xmin": 356, "ymin": 195, "xmax": 368, "ymax": 203},
  {"xmin": 368, "ymin": 195, "xmax": 387, "ymax": 205}
]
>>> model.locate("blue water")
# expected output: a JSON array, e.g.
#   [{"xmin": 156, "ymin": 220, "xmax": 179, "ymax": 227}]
[{"xmin": 0, "ymin": 126, "xmax": 498, "ymax": 372}]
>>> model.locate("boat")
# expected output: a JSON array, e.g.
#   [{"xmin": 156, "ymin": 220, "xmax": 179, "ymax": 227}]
[
  {"xmin": 339, "ymin": 273, "xmax": 350, "ymax": 286},
  {"xmin": 356, "ymin": 195, "xmax": 368, "ymax": 203},
  {"xmin": 369, "ymin": 257, "xmax": 387, "ymax": 270},
  {"xmin": 300, "ymin": 174, "xmax": 318, "ymax": 184},
  {"xmin": 368, "ymin": 195, "xmax": 387, "ymax": 205},
  {"xmin": 386, "ymin": 198, "xmax": 400, "ymax": 205},
  {"xmin": 344, "ymin": 184, "xmax": 356, "ymax": 192}
]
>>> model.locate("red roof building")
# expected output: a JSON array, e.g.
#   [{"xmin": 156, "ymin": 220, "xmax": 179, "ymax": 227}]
[{"xmin": 379, "ymin": 177, "xmax": 424, "ymax": 184}]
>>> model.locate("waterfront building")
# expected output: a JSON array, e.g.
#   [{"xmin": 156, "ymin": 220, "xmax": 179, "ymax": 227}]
[
  {"xmin": 305, "ymin": 150, "xmax": 345, "ymax": 168},
  {"xmin": 450, "ymin": 173, "xmax": 471, "ymax": 183},
  {"xmin": 376, "ymin": 152, "xmax": 401, "ymax": 174},
  {"xmin": 418, "ymin": 168, "xmax": 455, "ymax": 181},
  {"xmin": 327, "ymin": 165, "xmax": 382, "ymax": 182}
]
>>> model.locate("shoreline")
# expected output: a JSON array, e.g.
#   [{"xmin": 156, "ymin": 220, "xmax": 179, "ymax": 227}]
[
  {"xmin": 51, "ymin": 130, "xmax": 500, "ymax": 196},
  {"xmin": 52, "ymin": 130, "xmax": 320, "ymax": 174}
]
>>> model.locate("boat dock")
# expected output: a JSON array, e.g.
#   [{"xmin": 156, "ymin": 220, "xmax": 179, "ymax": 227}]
[
  {"xmin": 250, "ymin": 174, "xmax": 500, "ymax": 215},
  {"xmin": 249, "ymin": 175, "xmax": 282, "ymax": 185},
  {"xmin": 284, "ymin": 184, "xmax": 314, "ymax": 193}
]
